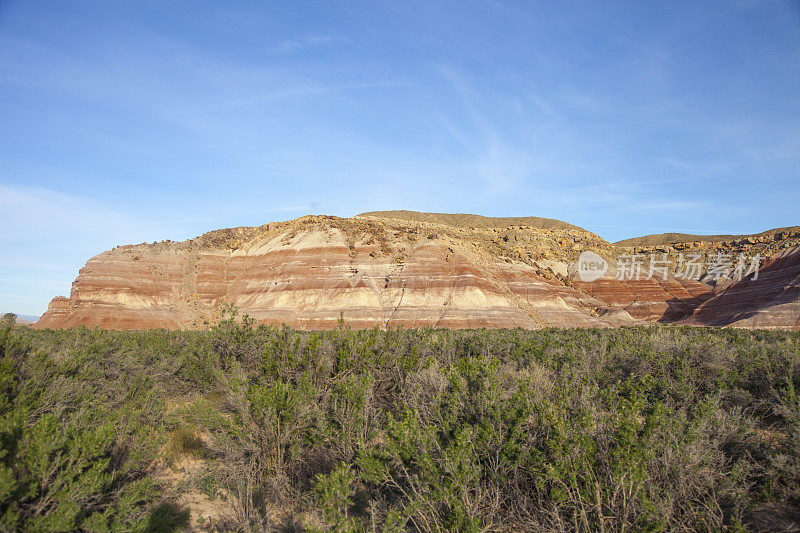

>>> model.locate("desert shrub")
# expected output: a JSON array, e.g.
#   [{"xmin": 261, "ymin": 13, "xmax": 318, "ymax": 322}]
[
  {"xmin": 5, "ymin": 322, "xmax": 800, "ymax": 530},
  {"xmin": 0, "ymin": 332, "xmax": 164, "ymax": 531},
  {"xmin": 315, "ymin": 464, "xmax": 360, "ymax": 532}
]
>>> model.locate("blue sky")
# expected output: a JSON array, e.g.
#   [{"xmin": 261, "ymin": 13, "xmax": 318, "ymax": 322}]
[{"xmin": 1, "ymin": 0, "xmax": 799, "ymax": 315}]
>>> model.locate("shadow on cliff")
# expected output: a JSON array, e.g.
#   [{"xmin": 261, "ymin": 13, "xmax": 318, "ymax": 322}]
[
  {"xmin": 657, "ymin": 292, "xmax": 714, "ymax": 323},
  {"xmin": 658, "ymin": 249, "xmax": 800, "ymax": 327}
]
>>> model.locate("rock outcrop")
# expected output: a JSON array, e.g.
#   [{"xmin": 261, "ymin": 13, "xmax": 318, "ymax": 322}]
[
  {"xmin": 35, "ymin": 213, "xmax": 800, "ymax": 330},
  {"xmin": 680, "ymin": 246, "xmax": 800, "ymax": 329},
  {"xmin": 571, "ymin": 274, "xmax": 711, "ymax": 322}
]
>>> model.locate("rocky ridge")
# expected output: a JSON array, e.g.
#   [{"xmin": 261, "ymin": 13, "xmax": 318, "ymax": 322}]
[{"xmin": 35, "ymin": 212, "xmax": 800, "ymax": 330}]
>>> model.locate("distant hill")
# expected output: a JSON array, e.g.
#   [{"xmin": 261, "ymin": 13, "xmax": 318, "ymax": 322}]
[
  {"xmin": 2, "ymin": 313, "xmax": 39, "ymax": 325},
  {"xmin": 615, "ymin": 226, "xmax": 800, "ymax": 247},
  {"xmin": 358, "ymin": 210, "xmax": 582, "ymax": 231}
]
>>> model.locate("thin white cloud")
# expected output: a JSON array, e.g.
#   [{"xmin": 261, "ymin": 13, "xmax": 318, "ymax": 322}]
[
  {"xmin": 0, "ymin": 31, "xmax": 397, "ymax": 139},
  {"xmin": 0, "ymin": 184, "xmax": 142, "ymax": 235},
  {"xmin": 529, "ymin": 92, "xmax": 558, "ymax": 117},
  {"xmin": 0, "ymin": 183, "xmax": 218, "ymax": 314},
  {"xmin": 268, "ymin": 33, "xmax": 347, "ymax": 54}
]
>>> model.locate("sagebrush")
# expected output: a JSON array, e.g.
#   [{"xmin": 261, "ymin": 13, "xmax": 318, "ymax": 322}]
[{"xmin": 1, "ymin": 316, "xmax": 799, "ymax": 531}]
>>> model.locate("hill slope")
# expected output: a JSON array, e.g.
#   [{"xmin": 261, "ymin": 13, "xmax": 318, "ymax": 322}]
[
  {"xmin": 35, "ymin": 212, "xmax": 800, "ymax": 330},
  {"xmin": 358, "ymin": 210, "xmax": 584, "ymax": 231},
  {"xmin": 615, "ymin": 226, "xmax": 800, "ymax": 247}
]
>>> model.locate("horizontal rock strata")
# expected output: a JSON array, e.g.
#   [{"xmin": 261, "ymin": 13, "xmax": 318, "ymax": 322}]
[{"xmin": 35, "ymin": 213, "xmax": 800, "ymax": 330}]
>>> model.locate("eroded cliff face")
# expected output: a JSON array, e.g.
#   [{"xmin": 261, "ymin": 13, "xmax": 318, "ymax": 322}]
[
  {"xmin": 34, "ymin": 213, "xmax": 800, "ymax": 330},
  {"xmin": 613, "ymin": 229, "xmax": 800, "ymax": 328},
  {"xmin": 680, "ymin": 246, "xmax": 800, "ymax": 329}
]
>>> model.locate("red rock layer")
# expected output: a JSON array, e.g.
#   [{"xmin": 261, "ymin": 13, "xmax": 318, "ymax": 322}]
[
  {"xmin": 36, "ymin": 296, "xmax": 71, "ymax": 328},
  {"xmin": 34, "ymin": 218, "xmax": 800, "ymax": 331},
  {"xmin": 36, "ymin": 229, "xmax": 631, "ymax": 330},
  {"xmin": 571, "ymin": 275, "xmax": 712, "ymax": 322},
  {"xmin": 681, "ymin": 247, "xmax": 800, "ymax": 329}
]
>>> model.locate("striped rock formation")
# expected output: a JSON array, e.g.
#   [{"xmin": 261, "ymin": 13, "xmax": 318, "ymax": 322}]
[
  {"xmin": 35, "ymin": 212, "xmax": 800, "ymax": 330},
  {"xmin": 680, "ymin": 246, "xmax": 800, "ymax": 329}
]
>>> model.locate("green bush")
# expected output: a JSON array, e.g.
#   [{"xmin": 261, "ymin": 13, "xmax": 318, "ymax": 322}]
[
  {"xmin": 4, "ymin": 321, "xmax": 799, "ymax": 530},
  {"xmin": 0, "ymin": 335, "xmax": 162, "ymax": 531}
]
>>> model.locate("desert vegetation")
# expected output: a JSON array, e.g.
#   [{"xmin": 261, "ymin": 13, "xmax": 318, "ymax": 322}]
[{"xmin": 1, "ymin": 311, "xmax": 799, "ymax": 531}]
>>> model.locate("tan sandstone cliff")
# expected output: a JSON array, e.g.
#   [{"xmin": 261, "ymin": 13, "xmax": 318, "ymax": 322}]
[{"xmin": 35, "ymin": 212, "xmax": 800, "ymax": 330}]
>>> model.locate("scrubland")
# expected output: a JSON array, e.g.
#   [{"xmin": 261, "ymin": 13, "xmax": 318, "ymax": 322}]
[{"xmin": 1, "ymin": 312, "xmax": 799, "ymax": 531}]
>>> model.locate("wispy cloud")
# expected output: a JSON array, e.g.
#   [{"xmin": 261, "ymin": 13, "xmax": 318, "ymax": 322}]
[
  {"xmin": 0, "ymin": 184, "xmax": 166, "ymax": 313},
  {"xmin": 436, "ymin": 65, "xmax": 536, "ymax": 193},
  {"xmin": 268, "ymin": 33, "xmax": 348, "ymax": 54},
  {"xmin": 0, "ymin": 31, "xmax": 396, "ymax": 139},
  {"xmin": 0, "ymin": 184, "xmax": 146, "ymax": 237}
]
